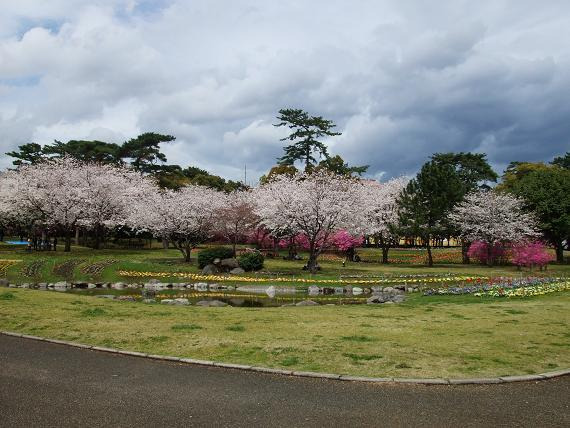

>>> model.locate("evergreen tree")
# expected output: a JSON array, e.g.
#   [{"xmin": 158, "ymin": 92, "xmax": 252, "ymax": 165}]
[{"xmin": 274, "ymin": 108, "xmax": 341, "ymax": 171}]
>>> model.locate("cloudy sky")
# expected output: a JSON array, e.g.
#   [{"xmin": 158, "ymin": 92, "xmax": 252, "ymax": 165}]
[{"xmin": 1, "ymin": 1, "xmax": 569, "ymax": 182}]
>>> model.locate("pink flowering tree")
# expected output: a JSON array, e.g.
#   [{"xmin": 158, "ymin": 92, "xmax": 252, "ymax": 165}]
[
  {"xmin": 511, "ymin": 241, "xmax": 555, "ymax": 270},
  {"xmin": 360, "ymin": 177, "xmax": 408, "ymax": 263},
  {"xmin": 467, "ymin": 241, "xmax": 508, "ymax": 265},
  {"xmin": 254, "ymin": 170, "xmax": 366, "ymax": 272},
  {"xmin": 450, "ymin": 190, "xmax": 539, "ymax": 266},
  {"xmin": 127, "ymin": 185, "xmax": 224, "ymax": 262},
  {"xmin": 214, "ymin": 190, "xmax": 259, "ymax": 256}
]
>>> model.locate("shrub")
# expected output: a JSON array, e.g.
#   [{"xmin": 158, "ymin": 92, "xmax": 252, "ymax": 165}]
[
  {"xmin": 238, "ymin": 251, "xmax": 264, "ymax": 271},
  {"xmin": 467, "ymin": 241, "xmax": 508, "ymax": 265},
  {"xmin": 197, "ymin": 247, "xmax": 234, "ymax": 268},
  {"xmin": 511, "ymin": 241, "xmax": 555, "ymax": 270}
]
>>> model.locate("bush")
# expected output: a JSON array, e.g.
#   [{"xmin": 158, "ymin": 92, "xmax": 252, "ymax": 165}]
[
  {"xmin": 197, "ymin": 247, "xmax": 234, "ymax": 268},
  {"xmin": 238, "ymin": 251, "xmax": 264, "ymax": 271}
]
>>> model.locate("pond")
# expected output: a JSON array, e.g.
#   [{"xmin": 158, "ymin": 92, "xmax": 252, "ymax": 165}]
[
  {"xmin": 62, "ymin": 284, "xmax": 380, "ymax": 307},
  {"xmin": 4, "ymin": 240, "xmax": 29, "ymax": 245}
]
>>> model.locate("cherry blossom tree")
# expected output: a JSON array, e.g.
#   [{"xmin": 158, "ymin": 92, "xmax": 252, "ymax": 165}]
[
  {"xmin": 79, "ymin": 163, "xmax": 156, "ymax": 249},
  {"xmin": 214, "ymin": 190, "xmax": 259, "ymax": 256},
  {"xmin": 254, "ymin": 170, "xmax": 366, "ymax": 272},
  {"xmin": 127, "ymin": 185, "xmax": 224, "ymax": 262},
  {"xmin": 450, "ymin": 190, "xmax": 539, "ymax": 266},
  {"xmin": 360, "ymin": 177, "xmax": 408, "ymax": 263},
  {"xmin": 0, "ymin": 158, "xmax": 155, "ymax": 251}
]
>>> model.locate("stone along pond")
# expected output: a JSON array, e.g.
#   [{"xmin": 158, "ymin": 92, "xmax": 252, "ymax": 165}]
[{"xmin": 2, "ymin": 279, "xmax": 418, "ymax": 307}]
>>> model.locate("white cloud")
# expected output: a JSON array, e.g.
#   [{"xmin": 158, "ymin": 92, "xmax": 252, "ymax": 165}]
[{"xmin": 1, "ymin": 0, "xmax": 569, "ymax": 179}]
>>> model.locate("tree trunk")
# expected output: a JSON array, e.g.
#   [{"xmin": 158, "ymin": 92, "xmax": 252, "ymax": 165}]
[
  {"xmin": 486, "ymin": 242, "xmax": 494, "ymax": 267},
  {"xmin": 382, "ymin": 247, "xmax": 389, "ymax": 264},
  {"xmin": 461, "ymin": 240, "xmax": 470, "ymax": 264},
  {"xmin": 426, "ymin": 240, "xmax": 433, "ymax": 267},
  {"xmin": 162, "ymin": 239, "xmax": 169, "ymax": 249},
  {"xmin": 64, "ymin": 230, "xmax": 72, "ymax": 252},
  {"xmin": 94, "ymin": 224, "xmax": 101, "ymax": 250},
  {"xmin": 184, "ymin": 244, "xmax": 192, "ymax": 262},
  {"xmin": 555, "ymin": 241, "xmax": 564, "ymax": 263},
  {"xmin": 307, "ymin": 243, "xmax": 318, "ymax": 273},
  {"xmin": 75, "ymin": 227, "xmax": 80, "ymax": 245}
]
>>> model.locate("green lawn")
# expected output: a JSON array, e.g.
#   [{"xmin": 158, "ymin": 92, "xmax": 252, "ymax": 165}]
[
  {"xmin": 1, "ymin": 242, "xmax": 569, "ymax": 378},
  {"xmin": 0, "ymin": 287, "xmax": 568, "ymax": 378}
]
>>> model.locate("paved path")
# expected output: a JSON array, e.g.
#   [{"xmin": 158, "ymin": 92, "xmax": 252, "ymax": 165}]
[{"xmin": 0, "ymin": 335, "xmax": 568, "ymax": 427}]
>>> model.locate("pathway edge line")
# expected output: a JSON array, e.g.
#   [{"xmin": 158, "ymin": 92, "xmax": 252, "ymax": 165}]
[{"xmin": 2, "ymin": 331, "xmax": 568, "ymax": 385}]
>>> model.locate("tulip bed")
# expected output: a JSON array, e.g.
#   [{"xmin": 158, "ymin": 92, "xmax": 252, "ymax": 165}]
[{"xmin": 118, "ymin": 269, "xmax": 482, "ymax": 285}]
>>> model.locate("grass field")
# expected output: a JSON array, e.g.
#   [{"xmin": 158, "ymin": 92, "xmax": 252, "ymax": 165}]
[
  {"xmin": 0, "ymin": 287, "xmax": 568, "ymax": 378},
  {"xmin": 1, "ymin": 241, "xmax": 569, "ymax": 378}
]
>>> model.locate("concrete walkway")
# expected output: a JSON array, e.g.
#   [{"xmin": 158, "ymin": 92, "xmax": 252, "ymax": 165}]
[{"xmin": 0, "ymin": 335, "xmax": 568, "ymax": 427}]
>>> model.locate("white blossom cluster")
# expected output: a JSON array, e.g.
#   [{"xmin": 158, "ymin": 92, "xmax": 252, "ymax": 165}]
[{"xmin": 450, "ymin": 190, "xmax": 539, "ymax": 245}]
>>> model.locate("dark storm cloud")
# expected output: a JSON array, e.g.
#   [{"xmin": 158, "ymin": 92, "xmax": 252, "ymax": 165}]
[{"xmin": 0, "ymin": 1, "xmax": 569, "ymax": 180}]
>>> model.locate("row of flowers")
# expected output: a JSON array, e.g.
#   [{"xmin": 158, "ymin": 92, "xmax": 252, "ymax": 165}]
[
  {"xmin": 118, "ymin": 270, "xmax": 481, "ymax": 284},
  {"xmin": 423, "ymin": 277, "xmax": 569, "ymax": 296},
  {"xmin": 0, "ymin": 259, "xmax": 22, "ymax": 275},
  {"xmin": 473, "ymin": 281, "xmax": 570, "ymax": 298}
]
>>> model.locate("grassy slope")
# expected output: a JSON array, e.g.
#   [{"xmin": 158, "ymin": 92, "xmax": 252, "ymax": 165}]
[{"xmin": 0, "ymin": 288, "xmax": 568, "ymax": 378}]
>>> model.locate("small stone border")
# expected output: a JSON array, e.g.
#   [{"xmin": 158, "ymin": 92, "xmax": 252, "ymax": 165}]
[{"xmin": 2, "ymin": 331, "xmax": 568, "ymax": 385}]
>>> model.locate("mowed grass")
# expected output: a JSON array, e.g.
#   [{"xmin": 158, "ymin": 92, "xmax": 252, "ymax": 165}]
[{"xmin": 1, "ymin": 288, "xmax": 568, "ymax": 379}]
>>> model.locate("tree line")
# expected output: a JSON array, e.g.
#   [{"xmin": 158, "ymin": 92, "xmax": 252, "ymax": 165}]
[{"xmin": 2, "ymin": 108, "xmax": 569, "ymax": 267}]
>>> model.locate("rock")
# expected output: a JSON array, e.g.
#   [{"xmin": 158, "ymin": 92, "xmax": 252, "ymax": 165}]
[
  {"xmin": 202, "ymin": 264, "xmax": 219, "ymax": 275},
  {"xmin": 265, "ymin": 286, "xmax": 276, "ymax": 298},
  {"xmin": 54, "ymin": 281, "xmax": 69, "ymax": 288},
  {"xmin": 111, "ymin": 282, "xmax": 125, "ymax": 290},
  {"xmin": 352, "ymin": 287, "xmax": 363, "ymax": 295},
  {"xmin": 97, "ymin": 295, "xmax": 116, "ymax": 299},
  {"xmin": 172, "ymin": 298, "xmax": 190, "ymax": 306},
  {"xmin": 296, "ymin": 300, "xmax": 319, "ymax": 306},
  {"xmin": 308, "ymin": 285, "xmax": 320, "ymax": 296},
  {"xmin": 0, "ymin": 279, "xmax": 9, "ymax": 287},
  {"xmin": 221, "ymin": 258, "xmax": 240, "ymax": 269},
  {"xmin": 367, "ymin": 292, "xmax": 406, "ymax": 304},
  {"xmin": 383, "ymin": 286, "xmax": 394, "ymax": 293},
  {"xmin": 87, "ymin": 283, "xmax": 97, "ymax": 289},
  {"xmin": 213, "ymin": 258, "xmax": 221, "ymax": 265},
  {"xmin": 160, "ymin": 299, "xmax": 174, "ymax": 305},
  {"xmin": 127, "ymin": 283, "xmax": 139, "ymax": 289},
  {"xmin": 371, "ymin": 286, "xmax": 383, "ymax": 293},
  {"xmin": 142, "ymin": 299, "xmax": 156, "ymax": 304},
  {"xmin": 20, "ymin": 283, "xmax": 30, "ymax": 288},
  {"xmin": 194, "ymin": 282, "xmax": 208, "ymax": 291},
  {"xmin": 37, "ymin": 283, "xmax": 48, "ymax": 289},
  {"xmin": 116, "ymin": 295, "xmax": 136, "ymax": 302},
  {"xmin": 229, "ymin": 267, "xmax": 245, "ymax": 275},
  {"xmin": 196, "ymin": 300, "xmax": 228, "ymax": 307},
  {"xmin": 281, "ymin": 303, "xmax": 296, "ymax": 307}
]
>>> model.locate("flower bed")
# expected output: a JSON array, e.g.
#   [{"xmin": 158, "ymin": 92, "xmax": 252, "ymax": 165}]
[
  {"xmin": 474, "ymin": 281, "xmax": 570, "ymax": 298},
  {"xmin": 0, "ymin": 259, "xmax": 21, "ymax": 276},
  {"xmin": 423, "ymin": 276, "xmax": 570, "ymax": 297},
  {"xmin": 118, "ymin": 270, "xmax": 480, "ymax": 285}
]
